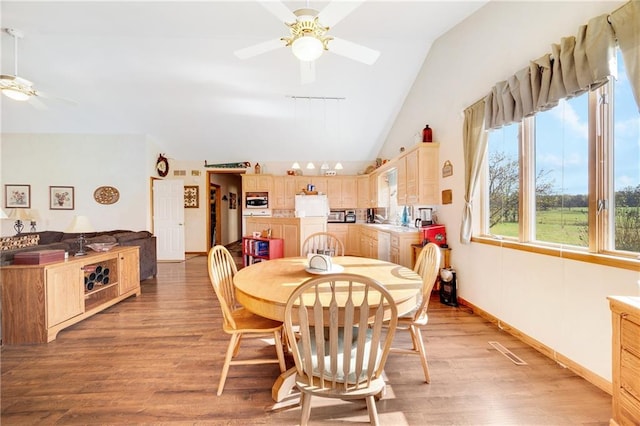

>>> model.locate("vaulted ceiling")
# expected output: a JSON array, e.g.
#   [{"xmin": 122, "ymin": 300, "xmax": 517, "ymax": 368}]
[{"xmin": 1, "ymin": 1, "xmax": 487, "ymax": 165}]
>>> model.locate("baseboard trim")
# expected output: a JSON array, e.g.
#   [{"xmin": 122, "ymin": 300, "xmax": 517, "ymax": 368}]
[{"xmin": 458, "ymin": 296, "xmax": 612, "ymax": 396}]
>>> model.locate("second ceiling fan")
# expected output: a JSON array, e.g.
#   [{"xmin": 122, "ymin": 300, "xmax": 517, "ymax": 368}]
[{"xmin": 234, "ymin": 0, "xmax": 380, "ymax": 83}]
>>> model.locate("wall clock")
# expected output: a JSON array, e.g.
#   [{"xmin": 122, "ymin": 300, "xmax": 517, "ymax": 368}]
[{"xmin": 156, "ymin": 154, "xmax": 169, "ymax": 177}]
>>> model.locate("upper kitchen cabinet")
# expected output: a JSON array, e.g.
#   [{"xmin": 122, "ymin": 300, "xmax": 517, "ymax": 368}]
[
  {"xmin": 272, "ymin": 176, "xmax": 297, "ymax": 209},
  {"xmin": 410, "ymin": 143, "xmax": 439, "ymax": 205},
  {"xmin": 327, "ymin": 177, "xmax": 357, "ymax": 208},
  {"xmin": 242, "ymin": 174, "xmax": 273, "ymax": 193},
  {"xmin": 357, "ymin": 175, "xmax": 370, "ymax": 208}
]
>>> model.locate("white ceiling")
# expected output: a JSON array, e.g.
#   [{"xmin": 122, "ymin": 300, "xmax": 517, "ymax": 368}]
[{"xmin": 0, "ymin": 1, "xmax": 487, "ymax": 165}]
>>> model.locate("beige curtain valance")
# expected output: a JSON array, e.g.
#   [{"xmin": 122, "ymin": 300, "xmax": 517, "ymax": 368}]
[{"xmin": 485, "ymin": 1, "xmax": 640, "ymax": 129}]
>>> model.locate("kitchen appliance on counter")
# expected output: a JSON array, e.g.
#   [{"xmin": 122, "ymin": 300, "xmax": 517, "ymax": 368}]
[
  {"xmin": 295, "ymin": 194, "xmax": 329, "ymax": 218},
  {"xmin": 327, "ymin": 210, "xmax": 346, "ymax": 223},
  {"xmin": 414, "ymin": 207, "xmax": 434, "ymax": 227},
  {"xmin": 345, "ymin": 210, "xmax": 356, "ymax": 223},
  {"xmin": 421, "ymin": 224, "xmax": 446, "ymax": 247},
  {"xmin": 366, "ymin": 208, "xmax": 375, "ymax": 223}
]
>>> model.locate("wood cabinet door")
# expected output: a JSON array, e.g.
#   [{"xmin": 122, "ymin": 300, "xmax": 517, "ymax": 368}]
[
  {"xmin": 341, "ymin": 177, "xmax": 357, "ymax": 208},
  {"xmin": 327, "ymin": 224, "xmax": 347, "ymax": 252},
  {"xmin": 369, "ymin": 172, "xmax": 379, "ymax": 207},
  {"xmin": 405, "ymin": 149, "xmax": 419, "ymax": 205},
  {"xmin": 311, "ymin": 177, "xmax": 328, "ymax": 195},
  {"xmin": 327, "ymin": 178, "xmax": 342, "ymax": 208},
  {"xmin": 346, "ymin": 225, "xmax": 360, "ymax": 256},
  {"xmin": 396, "ymin": 156, "xmax": 407, "ymax": 205},
  {"xmin": 282, "ymin": 223, "xmax": 299, "ymax": 257},
  {"xmin": 417, "ymin": 144, "xmax": 439, "ymax": 204},
  {"xmin": 357, "ymin": 176, "xmax": 370, "ymax": 208},
  {"xmin": 46, "ymin": 264, "xmax": 83, "ymax": 327},
  {"xmin": 119, "ymin": 249, "xmax": 140, "ymax": 295}
]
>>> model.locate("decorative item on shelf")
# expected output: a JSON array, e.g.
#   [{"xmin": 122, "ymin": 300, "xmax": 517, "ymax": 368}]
[
  {"xmin": 65, "ymin": 215, "xmax": 95, "ymax": 256},
  {"xmin": 86, "ymin": 242, "xmax": 118, "ymax": 252},
  {"xmin": 334, "ymin": 162, "xmax": 343, "ymax": 171},
  {"xmin": 254, "ymin": 163, "xmax": 261, "ymax": 174},
  {"xmin": 184, "ymin": 185, "xmax": 199, "ymax": 208},
  {"xmin": 93, "ymin": 186, "xmax": 119, "ymax": 205},
  {"xmin": 222, "ymin": 195, "xmax": 228, "ymax": 201},
  {"xmin": 320, "ymin": 162, "xmax": 329, "ymax": 175},
  {"xmin": 422, "ymin": 124, "xmax": 433, "ymax": 142},
  {"xmin": 291, "ymin": 162, "xmax": 302, "ymax": 175},
  {"xmin": 442, "ymin": 160, "xmax": 453, "ymax": 178},
  {"xmin": 229, "ymin": 192, "xmax": 237, "ymax": 209},
  {"xmin": 400, "ymin": 146, "xmax": 405, "ymax": 152},
  {"xmin": 306, "ymin": 162, "xmax": 315, "ymax": 170},
  {"xmin": 204, "ymin": 160, "xmax": 251, "ymax": 169}
]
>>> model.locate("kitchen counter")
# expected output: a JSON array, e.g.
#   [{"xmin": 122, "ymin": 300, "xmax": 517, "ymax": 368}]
[{"xmin": 363, "ymin": 223, "xmax": 420, "ymax": 234}]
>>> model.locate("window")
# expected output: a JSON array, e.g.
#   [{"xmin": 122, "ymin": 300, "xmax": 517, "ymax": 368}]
[{"xmin": 483, "ymin": 49, "xmax": 640, "ymax": 257}]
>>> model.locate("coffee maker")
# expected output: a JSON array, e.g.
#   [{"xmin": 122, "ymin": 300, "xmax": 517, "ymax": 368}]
[
  {"xmin": 366, "ymin": 208, "xmax": 375, "ymax": 223},
  {"xmin": 414, "ymin": 207, "xmax": 433, "ymax": 227}
]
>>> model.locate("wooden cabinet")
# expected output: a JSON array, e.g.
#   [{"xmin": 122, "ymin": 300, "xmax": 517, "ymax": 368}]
[
  {"xmin": 346, "ymin": 224, "xmax": 361, "ymax": 256},
  {"xmin": 369, "ymin": 171, "xmax": 380, "ymax": 207},
  {"xmin": 242, "ymin": 236, "xmax": 284, "ymax": 266},
  {"xmin": 327, "ymin": 177, "xmax": 358, "ymax": 208},
  {"xmin": 609, "ymin": 296, "xmax": 640, "ymax": 426},
  {"xmin": 410, "ymin": 143, "xmax": 439, "ymax": 205},
  {"xmin": 1, "ymin": 246, "xmax": 141, "ymax": 344},
  {"xmin": 272, "ymin": 176, "xmax": 297, "ymax": 209},
  {"xmin": 327, "ymin": 224, "xmax": 348, "ymax": 253},
  {"xmin": 396, "ymin": 156, "xmax": 407, "ymax": 205},
  {"xmin": 357, "ymin": 175, "xmax": 370, "ymax": 208},
  {"xmin": 242, "ymin": 174, "xmax": 273, "ymax": 193},
  {"xmin": 359, "ymin": 227, "xmax": 378, "ymax": 259}
]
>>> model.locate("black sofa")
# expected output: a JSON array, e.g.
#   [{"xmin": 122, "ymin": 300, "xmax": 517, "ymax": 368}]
[{"xmin": 0, "ymin": 230, "xmax": 157, "ymax": 280}]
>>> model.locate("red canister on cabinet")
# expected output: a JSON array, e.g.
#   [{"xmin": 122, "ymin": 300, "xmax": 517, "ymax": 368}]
[{"xmin": 422, "ymin": 125, "xmax": 433, "ymax": 142}]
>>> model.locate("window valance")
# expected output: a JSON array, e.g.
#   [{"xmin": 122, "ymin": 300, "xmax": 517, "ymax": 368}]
[{"xmin": 485, "ymin": 0, "xmax": 640, "ymax": 130}]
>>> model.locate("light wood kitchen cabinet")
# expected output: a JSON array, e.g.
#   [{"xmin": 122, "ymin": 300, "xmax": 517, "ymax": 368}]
[
  {"xmin": 390, "ymin": 232, "xmax": 421, "ymax": 269},
  {"xmin": 1, "ymin": 246, "xmax": 141, "ymax": 344},
  {"xmin": 410, "ymin": 143, "xmax": 440, "ymax": 205},
  {"xmin": 245, "ymin": 217, "xmax": 326, "ymax": 257},
  {"xmin": 369, "ymin": 171, "xmax": 380, "ymax": 207},
  {"xmin": 609, "ymin": 296, "xmax": 640, "ymax": 426},
  {"xmin": 327, "ymin": 224, "xmax": 348, "ymax": 253},
  {"xmin": 272, "ymin": 176, "xmax": 297, "ymax": 209},
  {"xmin": 327, "ymin": 177, "xmax": 358, "ymax": 208},
  {"xmin": 357, "ymin": 175, "xmax": 370, "ymax": 208},
  {"xmin": 242, "ymin": 174, "xmax": 273, "ymax": 193},
  {"xmin": 346, "ymin": 224, "xmax": 361, "ymax": 255},
  {"xmin": 396, "ymin": 156, "xmax": 407, "ymax": 205},
  {"xmin": 359, "ymin": 227, "xmax": 378, "ymax": 259}
]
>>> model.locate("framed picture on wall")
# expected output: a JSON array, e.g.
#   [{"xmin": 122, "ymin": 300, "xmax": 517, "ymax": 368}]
[
  {"xmin": 229, "ymin": 192, "xmax": 237, "ymax": 209},
  {"xmin": 49, "ymin": 186, "xmax": 74, "ymax": 210},
  {"xmin": 5, "ymin": 184, "xmax": 31, "ymax": 208},
  {"xmin": 184, "ymin": 185, "xmax": 199, "ymax": 208}
]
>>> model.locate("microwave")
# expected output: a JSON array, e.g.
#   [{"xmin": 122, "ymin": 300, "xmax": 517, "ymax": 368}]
[
  {"xmin": 327, "ymin": 210, "xmax": 346, "ymax": 223},
  {"xmin": 245, "ymin": 192, "xmax": 268, "ymax": 209}
]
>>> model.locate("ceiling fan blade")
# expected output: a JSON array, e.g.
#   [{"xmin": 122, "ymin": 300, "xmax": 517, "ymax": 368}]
[
  {"xmin": 37, "ymin": 90, "xmax": 78, "ymax": 106},
  {"xmin": 234, "ymin": 38, "xmax": 285, "ymax": 60},
  {"xmin": 258, "ymin": 1, "xmax": 297, "ymax": 23},
  {"xmin": 317, "ymin": 0, "xmax": 366, "ymax": 28},
  {"xmin": 29, "ymin": 96, "xmax": 47, "ymax": 110},
  {"xmin": 328, "ymin": 36, "xmax": 380, "ymax": 65},
  {"xmin": 300, "ymin": 61, "xmax": 315, "ymax": 84}
]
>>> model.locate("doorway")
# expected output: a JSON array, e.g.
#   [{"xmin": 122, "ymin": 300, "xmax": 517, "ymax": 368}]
[{"xmin": 209, "ymin": 183, "xmax": 222, "ymax": 248}]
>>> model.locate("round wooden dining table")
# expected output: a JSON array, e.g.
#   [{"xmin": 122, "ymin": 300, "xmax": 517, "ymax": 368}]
[
  {"xmin": 234, "ymin": 256, "xmax": 423, "ymax": 322},
  {"xmin": 234, "ymin": 256, "xmax": 423, "ymax": 403}
]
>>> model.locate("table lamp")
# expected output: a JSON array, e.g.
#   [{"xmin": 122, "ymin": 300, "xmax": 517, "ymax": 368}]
[
  {"xmin": 65, "ymin": 215, "xmax": 95, "ymax": 256},
  {"xmin": 8, "ymin": 208, "xmax": 34, "ymax": 235}
]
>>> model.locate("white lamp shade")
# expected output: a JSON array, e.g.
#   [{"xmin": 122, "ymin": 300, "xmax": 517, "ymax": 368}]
[
  {"xmin": 9, "ymin": 208, "xmax": 33, "ymax": 221},
  {"xmin": 320, "ymin": 162, "xmax": 330, "ymax": 170},
  {"xmin": 291, "ymin": 36, "xmax": 324, "ymax": 62},
  {"xmin": 2, "ymin": 88, "xmax": 31, "ymax": 101},
  {"xmin": 0, "ymin": 209, "xmax": 9, "ymax": 219},
  {"xmin": 306, "ymin": 162, "xmax": 315, "ymax": 170},
  {"xmin": 66, "ymin": 215, "xmax": 95, "ymax": 233},
  {"xmin": 334, "ymin": 162, "xmax": 344, "ymax": 170},
  {"xmin": 291, "ymin": 162, "xmax": 301, "ymax": 170}
]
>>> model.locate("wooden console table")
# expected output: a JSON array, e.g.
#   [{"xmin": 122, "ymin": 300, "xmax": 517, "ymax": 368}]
[{"xmin": 1, "ymin": 246, "xmax": 140, "ymax": 344}]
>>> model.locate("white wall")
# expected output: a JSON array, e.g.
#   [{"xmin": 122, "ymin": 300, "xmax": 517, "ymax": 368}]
[
  {"xmin": 380, "ymin": 1, "xmax": 639, "ymax": 382},
  {"xmin": 0, "ymin": 134, "xmax": 158, "ymax": 236}
]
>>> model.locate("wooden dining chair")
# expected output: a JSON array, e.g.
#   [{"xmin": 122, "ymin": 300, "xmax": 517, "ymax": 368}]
[
  {"xmin": 284, "ymin": 273, "xmax": 398, "ymax": 426},
  {"xmin": 389, "ymin": 242, "xmax": 441, "ymax": 383},
  {"xmin": 207, "ymin": 245, "xmax": 287, "ymax": 395},
  {"xmin": 301, "ymin": 232, "xmax": 345, "ymax": 256}
]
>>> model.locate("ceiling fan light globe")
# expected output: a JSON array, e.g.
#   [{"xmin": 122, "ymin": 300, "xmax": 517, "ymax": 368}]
[
  {"xmin": 292, "ymin": 36, "xmax": 323, "ymax": 62},
  {"xmin": 1, "ymin": 88, "xmax": 30, "ymax": 101}
]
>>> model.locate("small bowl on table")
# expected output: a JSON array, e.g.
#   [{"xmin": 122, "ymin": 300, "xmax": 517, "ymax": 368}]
[{"xmin": 86, "ymin": 242, "xmax": 119, "ymax": 252}]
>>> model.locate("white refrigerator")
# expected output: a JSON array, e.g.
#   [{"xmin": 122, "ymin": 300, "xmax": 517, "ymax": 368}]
[{"xmin": 294, "ymin": 195, "xmax": 329, "ymax": 218}]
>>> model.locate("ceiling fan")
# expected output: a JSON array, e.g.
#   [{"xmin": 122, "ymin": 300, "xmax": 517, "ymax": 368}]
[
  {"xmin": 0, "ymin": 28, "xmax": 72, "ymax": 108},
  {"xmin": 234, "ymin": 1, "xmax": 380, "ymax": 83}
]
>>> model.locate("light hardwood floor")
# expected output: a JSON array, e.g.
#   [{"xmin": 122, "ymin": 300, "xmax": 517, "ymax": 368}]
[{"xmin": 1, "ymin": 256, "xmax": 612, "ymax": 425}]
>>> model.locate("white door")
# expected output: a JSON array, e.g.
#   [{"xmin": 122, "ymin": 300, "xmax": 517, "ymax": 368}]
[{"xmin": 153, "ymin": 179, "xmax": 185, "ymax": 261}]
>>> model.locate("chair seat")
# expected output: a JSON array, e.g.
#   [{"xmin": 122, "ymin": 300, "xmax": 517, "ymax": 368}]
[
  {"xmin": 295, "ymin": 373, "xmax": 387, "ymax": 399},
  {"xmin": 224, "ymin": 307, "xmax": 283, "ymax": 333}
]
